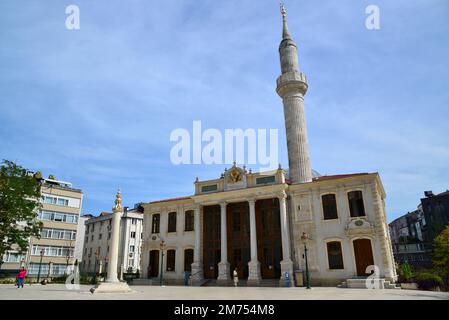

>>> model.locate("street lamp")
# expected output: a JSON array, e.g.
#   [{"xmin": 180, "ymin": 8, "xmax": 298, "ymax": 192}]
[
  {"xmin": 159, "ymin": 240, "xmax": 166, "ymax": 286},
  {"xmin": 301, "ymin": 232, "xmax": 311, "ymax": 289},
  {"xmin": 37, "ymin": 249, "xmax": 44, "ymax": 283}
]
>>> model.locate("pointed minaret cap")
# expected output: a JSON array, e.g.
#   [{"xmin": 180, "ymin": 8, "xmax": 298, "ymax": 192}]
[{"xmin": 281, "ymin": 3, "xmax": 291, "ymax": 40}]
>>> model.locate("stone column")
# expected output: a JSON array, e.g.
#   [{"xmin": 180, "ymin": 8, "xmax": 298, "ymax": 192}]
[
  {"xmin": 90, "ymin": 190, "xmax": 132, "ymax": 293},
  {"xmin": 279, "ymin": 191, "xmax": 293, "ymax": 285},
  {"xmin": 218, "ymin": 202, "xmax": 231, "ymax": 282},
  {"xmin": 247, "ymin": 199, "xmax": 261, "ymax": 285},
  {"xmin": 106, "ymin": 205, "xmax": 121, "ymax": 283},
  {"xmin": 191, "ymin": 204, "xmax": 204, "ymax": 283}
]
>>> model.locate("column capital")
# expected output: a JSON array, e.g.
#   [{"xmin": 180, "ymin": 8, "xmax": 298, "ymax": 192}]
[
  {"xmin": 247, "ymin": 198, "xmax": 256, "ymax": 205},
  {"xmin": 194, "ymin": 203, "xmax": 201, "ymax": 211},
  {"xmin": 219, "ymin": 201, "xmax": 227, "ymax": 208},
  {"xmin": 277, "ymin": 190, "xmax": 287, "ymax": 200}
]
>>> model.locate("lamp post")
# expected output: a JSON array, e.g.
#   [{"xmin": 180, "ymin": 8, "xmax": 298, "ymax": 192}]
[
  {"xmin": 159, "ymin": 240, "xmax": 166, "ymax": 286},
  {"xmin": 37, "ymin": 249, "xmax": 44, "ymax": 283},
  {"xmin": 301, "ymin": 232, "xmax": 311, "ymax": 289}
]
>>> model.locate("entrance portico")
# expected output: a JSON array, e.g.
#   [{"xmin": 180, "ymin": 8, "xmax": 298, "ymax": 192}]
[{"xmin": 194, "ymin": 181, "xmax": 292, "ymax": 285}]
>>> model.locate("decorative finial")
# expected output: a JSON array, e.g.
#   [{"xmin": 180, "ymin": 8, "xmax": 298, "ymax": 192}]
[
  {"xmin": 280, "ymin": 2, "xmax": 291, "ymax": 40},
  {"xmin": 280, "ymin": 3, "xmax": 286, "ymax": 18},
  {"xmin": 195, "ymin": 176, "xmax": 199, "ymax": 183},
  {"xmin": 112, "ymin": 189, "xmax": 123, "ymax": 213},
  {"xmin": 233, "ymin": 160, "xmax": 236, "ymax": 167}
]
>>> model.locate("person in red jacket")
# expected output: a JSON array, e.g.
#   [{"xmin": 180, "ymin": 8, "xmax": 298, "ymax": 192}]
[{"xmin": 16, "ymin": 267, "xmax": 27, "ymax": 288}]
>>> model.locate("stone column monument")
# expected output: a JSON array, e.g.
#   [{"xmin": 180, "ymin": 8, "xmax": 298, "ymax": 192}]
[{"xmin": 91, "ymin": 190, "xmax": 132, "ymax": 293}]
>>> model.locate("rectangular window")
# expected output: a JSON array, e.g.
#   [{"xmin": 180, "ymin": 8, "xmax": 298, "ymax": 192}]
[
  {"xmin": 327, "ymin": 242, "xmax": 344, "ymax": 270},
  {"xmin": 38, "ymin": 210, "xmax": 78, "ymax": 224},
  {"xmin": 130, "ymin": 231, "xmax": 136, "ymax": 239},
  {"xmin": 256, "ymin": 176, "xmax": 276, "ymax": 185},
  {"xmin": 201, "ymin": 185, "xmax": 218, "ymax": 193},
  {"xmin": 152, "ymin": 214, "xmax": 160, "ymax": 234},
  {"xmin": 322, "ymin": 194, "xmax": 338, "ymax": 220},
  {"xmin": 184, "ymin": 210, "xmax": 194, "ymax": 232},
  {"xmin": 168, "ymin": 212, "xmax": 177, "ymax": 233},
  {"xmin": 99, "ymin": 233, "xmax": 102, "ymax": 240},
  {"xmin": 129, "ymin": 245, "xmax": 135, "ymax": 253},
  {"xmin": 132, "ymin": 218, "xmax": 136, "ymax": 225},
  {"xmin": 166, "ymin": 250, "xmax": 176, "ymax": 271},
  {"xmin": 348, "ymin": 191, "xmax": 366, "ymax": 217}
]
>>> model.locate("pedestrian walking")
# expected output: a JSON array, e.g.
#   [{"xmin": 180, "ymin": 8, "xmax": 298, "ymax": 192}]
[{"xmin": 16, "ymin": 267, "xmax": 27, "ymax": 289}]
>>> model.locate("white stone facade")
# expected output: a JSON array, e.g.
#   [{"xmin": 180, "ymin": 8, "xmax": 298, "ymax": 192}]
[{"xmin": 82, "ymin": 208, "xmax": 143, "ymax": 274}]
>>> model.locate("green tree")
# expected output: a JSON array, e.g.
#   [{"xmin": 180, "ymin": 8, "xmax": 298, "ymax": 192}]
[
  {"xmin": 432, "ymin": 225, "xmax": 449, "ymax": 288},
  {"xmin": 0, "ymin": 160, "xmax": 43, "ymax": 267}
]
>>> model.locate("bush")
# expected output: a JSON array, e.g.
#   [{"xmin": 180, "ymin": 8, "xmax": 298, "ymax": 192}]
[
  {"xmin": 398, "ymin": 263, "xmax": 414, "ymax": 283},
  {"xmin": 414, "ymin": 272, "xmax": 443, "ymax": 290}
]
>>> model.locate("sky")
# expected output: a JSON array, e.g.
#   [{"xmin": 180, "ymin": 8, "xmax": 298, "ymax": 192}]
[{"xmin": 0, "ymin": 0, "xmax": 448, "ymax": 222}]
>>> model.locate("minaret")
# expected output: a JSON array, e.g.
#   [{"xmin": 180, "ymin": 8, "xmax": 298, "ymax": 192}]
[{"xmin": 276, "ymin": 5, "xmax": 312, "ymax": 184}]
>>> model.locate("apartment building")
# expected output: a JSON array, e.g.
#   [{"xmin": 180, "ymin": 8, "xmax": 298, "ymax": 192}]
[
  {"xmin": 82, "ymin": 206, "xmax": 143, "ymax": 275},
  {"xmin": 29, "ymin": 176, "xmax": 83, "ymax": 277},
  {"xmin": 1, "ymin": 176, "xmax": 83, "ymax": 277}
]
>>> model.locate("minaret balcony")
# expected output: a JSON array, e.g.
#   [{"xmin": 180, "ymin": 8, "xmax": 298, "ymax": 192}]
[{"xmin": 276, "ymin": 71, "xmax": 308, "ymax": 97}]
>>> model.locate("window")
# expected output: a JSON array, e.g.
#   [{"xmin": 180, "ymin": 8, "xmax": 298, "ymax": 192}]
[
  {"xmin": 167, "ymin": 250, "xmax": 176, "ymax": 271},
  {"xmin": 38, "ymin": 211, "xmax": 79, "ymax": 224},
  {"xmin": 108, "ymin": 232, "xmax": 111, "ymax": 239},
  {"xmin": 99, "ymin": 233, "xmax": 102, "ymax": 240},
  {"xmin": 132, "ymin": 218, "xmax": 137, "ymax": 225},
  {"xmin": 91, "ymin": 235, "xmax": 94, "ymax": 241},
  {"xmin": 348, "ymin": 191, "xmax": 366, "ymax": 217},
  {"xmin": 256, "ymin": 176, "xmax": 276, "ymax": 185},
  {"xmin": 85, "ymin": 236, "xmax": 88, "ymax": 243},
  {"xmin": 184, "ymin": 249, "xmax": 194, "ymax": 272},
  {"xmin": 168, "ymin": 212, "xmax": 177, "ymax": 233},
  {"xmin": 327, "ymin": 241, "xmax": 344, "ymax": 269},
  {"xmin": 322, "ymin": 194, "xmax": 338, "ymax": 220},
  {"xmin": 201, "ymin": 185, "xmax": 218, "ymax": 193},
  {"xmin": 129, "ymin": 245, "xmax": 135, "ymax": 253},
  {"xmin": 86, "ymin": 225, "xmax": 89, "ymax": 234},
  {"xmin": 185, "ymin": 210, "xmax": 194, "ymax": 231},
  {"xmin": 130, "ymin": 232, "xmax": 136, "ymax": 239},
  {"xmin": 152, "ymin": 214, "xmax": 160, "ymax": 234},
  {"xmin": 41, "ymin": 195, "xmax": 69, "ymax": 206}
]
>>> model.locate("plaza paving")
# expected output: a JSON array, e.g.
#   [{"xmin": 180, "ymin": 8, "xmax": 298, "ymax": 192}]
[{"xmin": 0, "ymin": 284, "xmax": 448, "ymax": 300}]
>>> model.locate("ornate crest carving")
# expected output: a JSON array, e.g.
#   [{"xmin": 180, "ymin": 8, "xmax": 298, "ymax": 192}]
[{"xmin": 228, "ymin": 166, "xmax": 242, "ymax": 183}]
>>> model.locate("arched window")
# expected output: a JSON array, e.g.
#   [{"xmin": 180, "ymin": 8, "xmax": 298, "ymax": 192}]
[
  {"xmin": 327, "ymin": 241, "xmax": 344, "ymax": 270},
  {"xmin": 151, "ymin": 214, "xmax": 160, "ymax": 234},
  {"xmin": 166, "ymin": 250, "xmax": 176, "ymax": 271},
  {"xmin": 168, "ymin": 212, "xmax": 177, "ymax": 233},
  {"xmin": 348, "ymin": 191, "xmax": 366, "ymax": 217},
  {"xmin": 185, "ymin": 210, "xmax": 194, "ymax": 231},
  {"xmin": 322, "ymin": 194, "xmax": 338, "ymax": 220}
]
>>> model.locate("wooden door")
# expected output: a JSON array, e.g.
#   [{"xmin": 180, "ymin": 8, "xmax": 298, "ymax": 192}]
[
  {"xmin": 227, "ymin": 202, "xmax": 250, "ymax": 279},
  {"xmin": 256, "ymin": 198, "xmax": 282, "ymax": 279},
  {"xmin": 353, "ymin": 239, "xmax": 374, "ymax": 277},
  {"xmin": 149, "ymin": 250, "xmax": 159, "ymax": 278},
  {"xmin": 203, "ymin": 205, "xmax": 221, "ymax": 279}
]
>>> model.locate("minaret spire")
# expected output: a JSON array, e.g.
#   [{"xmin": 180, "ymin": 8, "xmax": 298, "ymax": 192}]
[
  {"xmin": 276, "ymin": 3, "xmax": 313, "ymax": 184},
  {"xmin": 280, "ymin": 3, "xmax": 291, "ymax": 40}
]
